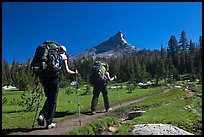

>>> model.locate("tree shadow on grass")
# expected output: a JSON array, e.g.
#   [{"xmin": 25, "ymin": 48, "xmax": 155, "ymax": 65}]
[
  {"xmin": 2, "ymin": 127, "xmax": 46, "ymax": 135},
  {"xmin": 2, "ymin": 110, "xmax": 25, "ymax": 114},
  {"xmin": 2, "ymin": 112, "xmax": 76, "ymax": 135}
]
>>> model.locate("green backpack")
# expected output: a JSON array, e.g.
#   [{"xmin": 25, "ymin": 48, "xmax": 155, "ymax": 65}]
[
  {"xmin": 30, "ymin": 41, "xmax": 61, "ymax": 77},
  {"xmin": 89, "ymin": 61, "xmax": 107, "ymax": 85}
]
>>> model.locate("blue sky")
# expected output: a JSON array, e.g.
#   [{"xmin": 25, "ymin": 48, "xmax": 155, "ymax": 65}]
[{"xmin": 2, "ymin": 2, "xmax": 202, "ymax": 64}]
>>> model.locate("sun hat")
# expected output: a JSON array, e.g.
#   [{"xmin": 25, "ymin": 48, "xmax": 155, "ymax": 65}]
[{"xmin": 60, "ymin": 46, "xmax": 66, "ymax": 52}]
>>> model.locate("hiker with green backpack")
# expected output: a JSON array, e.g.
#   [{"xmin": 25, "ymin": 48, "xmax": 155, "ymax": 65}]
[
  {"xmin": 30, "ymin": 41, "xmax": 79, "ymax": 129},
  {"xmin": 89, "ymin": 61, "xmax": 117, "ymax": 115}
]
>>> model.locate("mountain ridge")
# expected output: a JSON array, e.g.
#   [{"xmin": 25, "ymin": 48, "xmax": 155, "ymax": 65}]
[{"xmin": 74, "ymin": 31, "xmax": 139, "ymax": 60}]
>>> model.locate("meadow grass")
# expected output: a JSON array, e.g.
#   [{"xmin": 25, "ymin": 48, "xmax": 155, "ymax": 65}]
[
  {"xmin": 2, "ymin": 83, "xmax": 166, "ymax": 134},
  {"xmin": 115, "ymin": 87, "xmax": 202, "ymax": 135},
  {"xmin": 65, "ymin": 86, "xmax": 202, "ymax": 135}
]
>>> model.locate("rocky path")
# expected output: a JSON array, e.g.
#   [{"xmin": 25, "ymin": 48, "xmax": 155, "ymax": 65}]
[{"xmin": 20, "ymin": 89, "xmax": 171, "ymax": 135}]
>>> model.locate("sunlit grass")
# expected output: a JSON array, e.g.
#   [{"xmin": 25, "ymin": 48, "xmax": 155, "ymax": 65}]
[{"xmin": 2, "ymin": 83, "xmax": 166, "ymax": 133}]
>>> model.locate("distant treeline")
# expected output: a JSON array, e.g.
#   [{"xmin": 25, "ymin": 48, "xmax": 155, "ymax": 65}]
[{"xmin": 2, "ymin": 30, "xmax": 202, "ymax": 91}]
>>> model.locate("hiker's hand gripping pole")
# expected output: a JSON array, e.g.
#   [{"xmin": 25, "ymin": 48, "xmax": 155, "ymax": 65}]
[{"xmin": 75, "ymin": 69, "xmax": 79, "ymax": 75}]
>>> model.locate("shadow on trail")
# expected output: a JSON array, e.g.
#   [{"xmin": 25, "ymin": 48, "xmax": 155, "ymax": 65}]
[
  {"xmin": 54, "ymin": 111, "xmax": 76, "ymax": 118},
  {"xmin": 81, "ymin": 111, "xmax": 92, "ymax": 115},
  {"xmin": 2, "ymin": 127, "xmax": 46, "ymax": 135},
  {"xmin": 81, "ymin": 110, "xmax": 106, "ymax": 115}
]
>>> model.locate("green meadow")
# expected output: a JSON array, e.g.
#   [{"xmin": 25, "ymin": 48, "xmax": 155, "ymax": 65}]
[
  {"xmin": 2, "ymin": 81, "xmax": 202, "ymax": 135},
  {"xmin": 65, "ymin": 85, "xmax": 202, "ymax": 135}
]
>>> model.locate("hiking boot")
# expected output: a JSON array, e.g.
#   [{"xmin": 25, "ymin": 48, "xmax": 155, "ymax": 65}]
[
  {"xmin": 106, "ymin": 108, "xmax": 112, "ymax": 112},
  {"xmin": 46, "ymin": 123, "xmax": 57, "ymax": 129},
  {"xmin": 91, "ymin": 111, "xmax": 96, "ymax": 115},
  {"xmin": 37, "ymin": 114, "xmax": 45, "ymax": 126}
]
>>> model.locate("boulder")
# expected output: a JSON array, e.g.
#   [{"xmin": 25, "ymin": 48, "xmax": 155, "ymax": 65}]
[{"xmin": 132, "ymin": 124, "xmax": 194, "ymax": 135}]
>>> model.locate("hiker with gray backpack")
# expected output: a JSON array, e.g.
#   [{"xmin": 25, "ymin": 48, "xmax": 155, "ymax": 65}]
[
  {"xmin": 89, "ymin": 61, "xmax": 117, "ymax": 115},
  {"xmin": 30, "ymin": 41, "xmax": 79, "ymax": 129}
]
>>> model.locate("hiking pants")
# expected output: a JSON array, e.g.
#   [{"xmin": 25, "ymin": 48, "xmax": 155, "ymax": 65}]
[
  {"xmin": 40, "ymin": 76, "xmax": 59, "ymax": 125},
  {"xmin": 91, "ymin": 84, "xmax": 110, "ymax": 111}
]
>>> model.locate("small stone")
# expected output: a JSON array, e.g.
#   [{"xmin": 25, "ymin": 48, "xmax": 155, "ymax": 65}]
[{"xmin": 108, "ymin": 126, "xmax": 117, "ymax": 132}]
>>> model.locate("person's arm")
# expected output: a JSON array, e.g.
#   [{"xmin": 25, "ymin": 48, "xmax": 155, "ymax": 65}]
[
  {"xmin": 106, "ymin": 72, "xmax": 116, "ymax": 81},
  {"xmin": 62, "ymin": 59, "xmax": 78, "ymax": 74}
]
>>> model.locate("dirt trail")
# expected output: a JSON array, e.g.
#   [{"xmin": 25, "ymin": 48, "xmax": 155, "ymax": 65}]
[{"xmin": 19, "ymin": 89, "xmax": 171, "ymax": 135}]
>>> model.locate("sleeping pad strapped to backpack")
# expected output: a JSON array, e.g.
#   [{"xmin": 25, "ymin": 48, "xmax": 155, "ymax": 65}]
[
  {"xmin": 89, "ymin": 61, "xmax": 107, "ymax": 85},
  {"xmin": 30, "ymin": 41, "xmax": 61, "ymax": 77}
]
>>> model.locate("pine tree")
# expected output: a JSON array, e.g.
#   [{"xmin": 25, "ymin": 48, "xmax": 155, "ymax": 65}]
[
  {"xmin": 157, "ymin": 45, "xmax": 167, "ymax": 84},
  {"xmin": 2, "ymin": 60, "xmax": 6, "ymax": 87},
  {"xmin": 189, "ymin": 40, "xmax": 195, "ymax": 70},
  {"xmin": 166, "ymin": 54, "xmax": 178, "ymax": 81},
  {"xmin": 194, "ymin": 36, "xmax": 202, "ymax": 81},
  {"xmin": 167, "ymin": 35, "xmax": 179, "ymax": 70},
  {"xmin": 10, "ymin": 60, "xmax": 18, "ymax": 87},
  {"xmin": 179, "ymin": 30, "xmax": 189, "ymax": 74},
  {"xmin": 2, "ymin": 59, "xmax": 12, "ymax": 86}
]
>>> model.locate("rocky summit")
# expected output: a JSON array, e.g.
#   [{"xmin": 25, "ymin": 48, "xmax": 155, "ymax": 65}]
[{"xmin": 75, "ymin": 31, "xmax": 139, "ymax": 60}]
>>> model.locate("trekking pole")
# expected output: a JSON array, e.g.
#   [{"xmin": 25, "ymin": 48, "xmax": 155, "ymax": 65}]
[
  {"xmin": 115, "ymin": 78, "xmax": 122, "ymax": 106},
  {"xmin": 75, "ymin": 71, "xmax": 82, "ymax": 126},
  {"xmin": 32, "ymin": 85, "xmax": 43, "ymax": 129}
]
